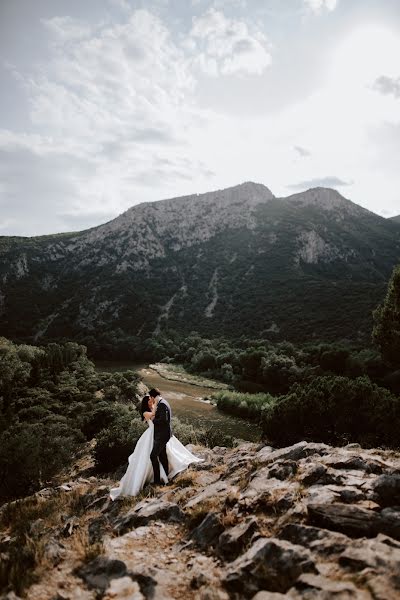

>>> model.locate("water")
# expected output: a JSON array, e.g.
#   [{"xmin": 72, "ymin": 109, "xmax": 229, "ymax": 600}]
[{"xmin": 95, "ymin": 361, "xmax": 261, "ymax": 442}]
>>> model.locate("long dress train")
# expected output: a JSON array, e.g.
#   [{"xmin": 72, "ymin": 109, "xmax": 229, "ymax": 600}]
[{"xmin": 109, "ymin": 420, "xmax": 203, "ymax": 500}]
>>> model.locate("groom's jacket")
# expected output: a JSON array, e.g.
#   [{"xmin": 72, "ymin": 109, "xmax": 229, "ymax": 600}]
[{"xmin": 153, "ymin": 397, "xmax": 172, "ymax": 441}]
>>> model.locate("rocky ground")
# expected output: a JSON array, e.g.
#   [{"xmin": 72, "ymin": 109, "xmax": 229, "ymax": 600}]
[{"xmin": 2, "ymin": 439, "xmax": 400, "ymax": 599}]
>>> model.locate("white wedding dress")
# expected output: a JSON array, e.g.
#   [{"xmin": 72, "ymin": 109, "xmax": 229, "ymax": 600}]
[{"xmin": 109, "ymin": 419, "xmax": 203, "ymax": 500}]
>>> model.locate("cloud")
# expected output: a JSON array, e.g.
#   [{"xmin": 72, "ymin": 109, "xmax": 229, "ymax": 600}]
[
  {"xmin": 287, "ymin": 176, "xmax": 352, "ymax": 191},
  {"xmin": 189, "ymin": 8, "xmax": 271, "ymax": 76},
  {"xmin": 373, "ymin": 75, "xmax": 400, "ymax": 99},
  {"xmin": 293, "ymin": 145, "xmax": 311, "ymax": 157},
  {"xmin": 303, "ymin": 0, "xmax": 338, "ymax": 14}
]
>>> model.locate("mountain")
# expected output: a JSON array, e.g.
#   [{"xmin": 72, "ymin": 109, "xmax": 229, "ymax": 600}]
[
  {"xmin": 1, "ymin": 182, "xmax": 400, "ymax": 352},
  {"xmin": 390, "ymin": 215, "xmax": 400, "ymax": 223}
]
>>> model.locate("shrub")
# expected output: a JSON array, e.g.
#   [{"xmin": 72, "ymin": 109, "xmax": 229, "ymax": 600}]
[
  {"xmin": 94, "ymin": 417, "xmax": 147, "ymax": 473},
  {"xmin": 213, "ymin": 390, "xmax": 276, "ymax": 419},
  {"xmin": 261, "ymin": 375, "xmax": 400, "ymax": 448}
]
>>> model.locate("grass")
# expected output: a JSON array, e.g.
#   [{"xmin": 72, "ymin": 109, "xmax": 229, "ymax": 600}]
[{"xmin": 212, "ymin": 390, "xmax": 277, "ymax": 420}]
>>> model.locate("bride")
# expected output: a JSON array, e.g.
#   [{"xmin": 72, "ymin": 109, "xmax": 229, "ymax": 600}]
[{"xmin": 109, "ymin": 394, "xmax": 203, "ymax": 500}]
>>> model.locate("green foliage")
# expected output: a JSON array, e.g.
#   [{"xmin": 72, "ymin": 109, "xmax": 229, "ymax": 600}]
[
  {"xmin": 261, "ymin": 375, "xmax": 400, "ymax": 448},
  {"xmin": 213, "ymin": 390, "xmax": 275, "ymax": 419},
  {"xmin": 94, "ymin": 416, "xmax": 147, "ymax": 473},
  {"xmin": 373, "ymin": 264, "xmax": 400, "ymax": 368},
  {"xmin": 0, "ymin": 336, "xmax": 143, "ymax": 499}
]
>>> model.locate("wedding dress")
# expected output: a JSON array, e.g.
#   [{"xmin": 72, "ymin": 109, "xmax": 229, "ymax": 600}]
[{"xmin": 109, "ymin": 419, "xmax": 203, "ymax": 500}]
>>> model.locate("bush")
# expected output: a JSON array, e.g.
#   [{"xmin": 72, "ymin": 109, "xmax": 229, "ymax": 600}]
[
  {"xmin": 213, "ymin": 390, "xmax": 276, "ymax": 419},
  {"xmin": 0, "ymin": 421, "xmax": 84, "ymax": 498},
  {"xmin": 261, "ymin": 375, "xmax": 400, "ymax": 448},
  {"xmin": 94, "ymin": 417, "xmax": 147, "ymax": 473}
]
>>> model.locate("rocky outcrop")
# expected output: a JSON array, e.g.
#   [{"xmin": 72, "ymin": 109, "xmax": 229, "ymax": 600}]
[{"xmin": 3, "ymin": 440, "xmax": 400, "ymax": 599}]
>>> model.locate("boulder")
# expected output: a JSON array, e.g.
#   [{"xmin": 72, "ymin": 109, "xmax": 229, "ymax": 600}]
[
  {"xmin": 223, "ymin": 537, "xmax": 316, "ymax": 597},
  {"xmin": 292, "ymin": 573, "xmax": 370, "ymax": 599},
  {"xmin": 268, "ymin": 460, "xmax": 298, "ymax": 481},
  {"xmin": 257, "ymin": 442, "xmax": 330, "ymax": 466},
  {"xmin": 74, "ymin": 556, "xmax": 128, "ymax": 595},
  {"xmin": 190, "ymin": 513, "xmax": 224, "ymax": 549},
  {"xmin": 372, "ymin": 474, "xmax": 400, "ymax": 507},
  {"xmin": 218, "ymin": 517, "xmax": 258, "ymax": 561},
  {"xmin": 113, "ymin": 499, "xmax": 184, "ymax": 534},
  {"xmin": 278, "ymin": 523, "xmax": 350, "ymax": 556},
  {"xmin": 307, "ymin": 503, "xmax": 381, "ymax": 538}
]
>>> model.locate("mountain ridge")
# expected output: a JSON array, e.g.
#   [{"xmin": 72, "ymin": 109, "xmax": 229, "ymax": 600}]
[{"xmin": 1, "ymin": 182, "xmax": 400, "ymax": 349}]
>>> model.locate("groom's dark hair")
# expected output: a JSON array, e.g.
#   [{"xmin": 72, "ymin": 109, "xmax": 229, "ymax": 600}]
[{"xmin": 149, "ymin": 388, "xmax": 161, "ymax": 398}]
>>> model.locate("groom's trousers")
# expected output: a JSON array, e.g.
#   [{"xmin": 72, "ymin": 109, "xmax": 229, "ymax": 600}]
[{"xmin": 150, "ymin": 437, "xmax": 169, "ymax": 484}]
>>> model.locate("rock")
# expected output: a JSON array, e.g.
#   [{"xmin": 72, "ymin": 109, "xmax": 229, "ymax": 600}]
[
  {"xmin": 223, "ymin": 537, "xmax": 316, "ymax": 597},
  {"xmin": 29, "ymin": 518, "xmax": 46, "ymax": 538},
  {"xmin": 268, "ymin": 460, "xmax": 298, "ymax": 481},
  {"xmin": 113, "ymin": 499, "xmax": 184, "ymax": 534},
  {"xmin": 88, "ymin": 515, "xmax": 108, "ymax": 544},
  {"xmin": 103, "ymin": 576, "xmax": 144, "ymax": 599},
  {"xmin": 372, "ymin": 474, "xmax": 400, "ymax": 506},
  {"xmin": 322, "ymin": 454, "xmax": 384, "ymax": 474},
  {"xmin": 194, "ymin": 588, "xmax": 230, "ymax": 600},
  {"xmin": 239, "ymin": 471, "xmax": 297, "ymax": 510},
  {"xmin": 190, "ymin": 513, "xmax": 224, "ymax": 549},
  {"xmin": 292, "ymin": 573, "xmax": 370, "ymax": 598},
  {"xmin": 306, "ymin": 485, "xmax": 342, "ymax": 505},
  {"xmin": 62, "ymin": 516, "xmax": 79, "ymax": 537},
  {"xmin": 251, "ymin": 593, "xmax": 288, "ymax": 600},
  {"xmin": 339, "ymin": 537, "xmax": 400, "ymax": 571},
  {"xmin": 365, "ymin": 573, "xmax": 400, "ymax": 600},
  {"xmin": 74, "ymin": 556, "xmax": 128, "ymax": 595},
  {"xmin": 43, "ymin": 538, "xmax": 66, "ymax": 565},
  {"xmin": 377, "ymin": 507, "xmax": 400, "ymax": 540},
  {"xmin": 307, "ymin": 502, "xmax": 381, "ymax": 538},
  {"xmin": 297, "ymin": 463, "xmax": 332, "ymax": 486},
  {"xmin": 257, "ymin": 442, "xmax": 330, "ymax": 466},
  {"xmin": 218, "ymin": 517, "xmax": 258, "ymax": 561},
  {"xmin": 185, "ymin": 481, "xmax": 237, "ymax": 509},
  {"xmin": 278, "ymin": 523, "xmax": 350, "ymax": 556}
]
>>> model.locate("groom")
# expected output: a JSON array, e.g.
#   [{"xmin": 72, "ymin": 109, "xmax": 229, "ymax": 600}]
[{"xmin": 149, "ymin": 387, "xmax": 172, "ymax": 485}]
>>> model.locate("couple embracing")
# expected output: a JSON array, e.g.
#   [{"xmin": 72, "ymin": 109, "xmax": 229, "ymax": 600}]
[{"xmin": 109, "ymin": 388, "xmax": 202, "ymax": 500}]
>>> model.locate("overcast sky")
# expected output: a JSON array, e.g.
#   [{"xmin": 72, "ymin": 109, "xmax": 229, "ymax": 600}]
[{"xmin": 1, "ymin": 0, "xmax": 400, "ymax": 236}]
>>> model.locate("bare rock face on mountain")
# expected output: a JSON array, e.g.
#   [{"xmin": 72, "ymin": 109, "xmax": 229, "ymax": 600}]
[{"xmin": 1, "ymin": 182, "xmax": 400, "ymax": 347}]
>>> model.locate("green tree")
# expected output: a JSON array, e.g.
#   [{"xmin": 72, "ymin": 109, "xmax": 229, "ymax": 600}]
[{"xmin": 373, "ymin": 265, "xmax": 400, "ymax": 367}]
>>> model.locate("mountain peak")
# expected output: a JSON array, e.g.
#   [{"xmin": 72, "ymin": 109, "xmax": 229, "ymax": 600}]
[{"xmin": 284, "ymin": 186, "xmax": 371, "ymax": 216}]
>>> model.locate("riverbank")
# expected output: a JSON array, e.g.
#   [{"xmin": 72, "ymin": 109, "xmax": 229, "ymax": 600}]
[{"xmin": 147, "ymin": 362, "xmax": 229, "ymax": 391}]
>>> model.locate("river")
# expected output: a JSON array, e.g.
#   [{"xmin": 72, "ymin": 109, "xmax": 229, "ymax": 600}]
[{"xmin": 95, "ymin": 361, "xmax": 261, "ymax": 442}]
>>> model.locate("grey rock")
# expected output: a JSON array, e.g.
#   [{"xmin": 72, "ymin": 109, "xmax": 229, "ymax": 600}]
[
  {"xmin": 251, "ymin": 593, "xmax": 289, "ymax": 600},
  {"xmin": 322, "ymin": 454, "xmax": 385, "ymax": 475},
  {"xmin": 307, "ymin": 502, "xmax": 381, "ymax": 538},
  {"xmin": 292, "ymin": 572, "xmax": 370, "ymax": 598},
  {"xmin": 223, "ymin": 536, "xmax": 317, "ymax": 597},
  {"xmin": 278, "ymin": 523, "xmax": 350, "ymax": 556},
  {"xmin": 379, "ymin": 507, "xmax": 400, "ymax": 540},
  {"xmin": 339, "ymin": 537, "xmax": 400, "ymax": 571},
  {"xmin": 257, "ymin": 442, "xmax": 330, "ymax": 466},
  {"xmin": 185, "ymin": 481, "xmax": 237, "ymax": 509},
  {"xmin": 74, "ymin": 556, "xmax": 128, "ymax": 595},
  {"xmin": 268, "ymin": 460, "xmax": 298, "ymax": 480},
  {"xmin": 113, "ymin": 499, "xmax": 184, "ymax": 534},
  {"xmin": 372, "ymin": 474, "xmax": 400, "ymax": 506},
  {"xmin": 88, "ymin": 515, "xmax": 108, "ymax": 544},
  {"xmin": 218, "ymin": 517, "xmax": 258, "ymax": 561},
  {"xmin": 190, "ymin": 512, "xmax": 224, "ymax": 549},
  {"xmin": 43, "ymin": 537, "xmax": 66, "ymax": 565},
  {"xmin": 298, "ymin": 463, "xmax": 331, "ymax": 486}
]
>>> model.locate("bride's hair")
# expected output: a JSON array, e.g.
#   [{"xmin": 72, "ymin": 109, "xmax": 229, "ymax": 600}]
[{"xmin": 140, "ymin": 395, "xmax": 150, "ymax": 421}]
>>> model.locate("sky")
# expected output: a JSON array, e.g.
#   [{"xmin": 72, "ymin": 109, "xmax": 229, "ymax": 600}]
[{"xmin": 1, "ymin": 0, "xmax": 400, "ymax": 236}]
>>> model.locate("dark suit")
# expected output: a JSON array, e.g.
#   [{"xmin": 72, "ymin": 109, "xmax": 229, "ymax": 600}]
[{"xmin": 150, "ymin": 397, "xmax": 172, "ymax": 484}]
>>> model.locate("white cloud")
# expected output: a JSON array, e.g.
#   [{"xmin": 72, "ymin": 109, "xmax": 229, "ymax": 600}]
[
  {"xmin": 303, "ymin": 0, "xmax": 338, "ymax": 14},
  {"xmin": 189, "ymin": 8, "xmax": 271, "ymax": 76}
]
